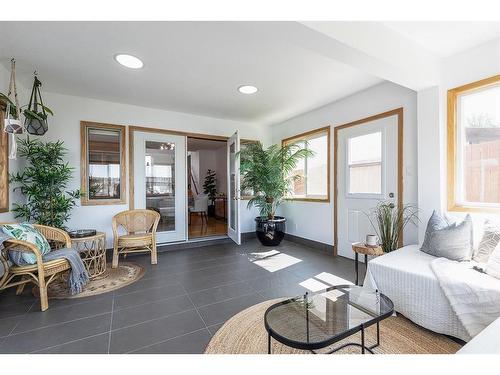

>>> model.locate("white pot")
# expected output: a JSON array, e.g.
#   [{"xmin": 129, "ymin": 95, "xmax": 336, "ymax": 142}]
[{"xmin": 4, "ymin": 118, "xmax": 23, "ymax": 134}]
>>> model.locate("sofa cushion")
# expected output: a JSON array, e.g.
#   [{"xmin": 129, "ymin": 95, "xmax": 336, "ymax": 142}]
[
  {"xmin": 485, "ymin": 243, "xmax": 500, "ymax": 280},
  {"xmin": 364, "ymin": 245, "xmax": 469, "ymax": 341},
  {"xmin": 420, "ymin": 211, "xmax": 473, "ymax": 261},
  {"xmin": 474, "ymin": 219, "xmax": 500, "ymax": 263},
  {"xmin": 458, "ymin": 317, "xmax": 500, "ymax": 354},
  {"xmin": 1, "ymin": 223, "xmax": 51, "ymax": 265}
]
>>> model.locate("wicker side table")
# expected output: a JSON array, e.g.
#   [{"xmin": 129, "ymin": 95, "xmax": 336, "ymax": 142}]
[
  {"xmin": 71, "ymin": 232, "xmax": 107, "ymax": 279},
  {"xmin": 352, "ymin": 242, "xmax": 384, "ymax": 286}
]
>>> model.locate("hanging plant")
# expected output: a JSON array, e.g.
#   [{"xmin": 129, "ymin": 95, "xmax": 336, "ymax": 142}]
[
  {"xmin": 0, "ymin": 59, "xmax": 23, "ymax": 159},
  {"xmin": 24, "ymin": 73, "xmax": 53, "ymax": 136}
]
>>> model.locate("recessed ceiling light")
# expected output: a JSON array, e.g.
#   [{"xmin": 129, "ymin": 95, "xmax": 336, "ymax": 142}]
[
  {"xmin": 238, "ymin": 85, "xmax": 258, "ymax": 94},
  {"xmin": 114, "ymin": 54, "xmax": 144, "ymax": 69}
]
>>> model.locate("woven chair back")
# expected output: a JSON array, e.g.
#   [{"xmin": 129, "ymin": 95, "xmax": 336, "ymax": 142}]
[{"xmin": 113, "ymin": 209, "xmax": 160, "ymax": 234}]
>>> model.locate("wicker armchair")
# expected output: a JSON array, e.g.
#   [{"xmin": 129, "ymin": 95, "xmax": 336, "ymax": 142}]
[
  {"xmin": 112, "ymin": 209, "xmax": 160, "ymax": 269},
  {"xmin": 0, "ymin": 223, "xmax": 72, "ymax": 312}
]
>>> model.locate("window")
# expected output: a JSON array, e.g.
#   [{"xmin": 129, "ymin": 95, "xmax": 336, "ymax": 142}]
[
  {"xmin": 448, "ymin": 75, "xmax": 500, "ymax": 211},
  {"xmin": 282, "ymin": 126, "xmax": 330, "ymax": 201},
  {"xmin": 347, "ymin": 131, "xmax": 382, "ymax": 195},
  {"xmin": 81, "ymin": 122, "xmax": 126, "ymax": 205}
]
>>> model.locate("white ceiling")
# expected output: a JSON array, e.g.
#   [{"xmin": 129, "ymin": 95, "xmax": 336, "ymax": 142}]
[
  {"xmin": 1, "ymin": 22, "xmax": 498, "ymax": 126},
  {"xmin": 383, "ymin": 21, "xmax": 500, "ymax": 57},
  {"xmin": 0, "ymin": 22, "xmax": 382, "ymax": 125}
]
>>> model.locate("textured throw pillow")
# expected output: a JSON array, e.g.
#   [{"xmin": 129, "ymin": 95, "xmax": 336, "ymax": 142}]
[
  {"xmin": 473, "ymin": 220, "xmax": 500, "ymax": 263},
  {"xmin": 420, "ymin": 212, "xmax": 473, "ymax": 261},
  {"xmin": 1, "ymin": 223, "xmax": 51, "ymax": 265},
  {"xmin": 485, "ymin": 243, "xmax": 500, "ymax": 280},
  {"xmin": 420, "ymin": 210, "xmax": 455, "ymax": 251}
]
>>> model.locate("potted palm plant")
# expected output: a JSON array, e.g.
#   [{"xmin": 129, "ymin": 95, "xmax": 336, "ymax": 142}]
[{"xmin": 239, "ymin": 142, "xmax": 312, "ymax": 246}]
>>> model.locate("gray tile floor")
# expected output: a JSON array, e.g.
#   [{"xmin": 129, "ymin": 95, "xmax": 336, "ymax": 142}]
[{"xmin": 0, "ymin": 238, "xmax": 364, "ymax": 354}]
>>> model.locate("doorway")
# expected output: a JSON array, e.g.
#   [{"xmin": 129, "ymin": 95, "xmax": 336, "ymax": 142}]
[
  {"xmin": 187, "ymin": 137, "xmax": 228, "ymax": 239},
  {"xmin": 334, "ymin": 108, "xmax": 403, "ymax": 258},
  {"xmin": 130, "ymin": 126, "xmax": 242, "ymax": 246}
]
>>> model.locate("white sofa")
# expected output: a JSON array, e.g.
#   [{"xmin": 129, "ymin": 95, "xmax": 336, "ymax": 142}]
[
  {"xmin": 364, "ymin": 245, "xmax": 470, "ymax": 342},
  {"xmin": 458, "ymin": 317, "xmax": 500, "ymax": 354}
]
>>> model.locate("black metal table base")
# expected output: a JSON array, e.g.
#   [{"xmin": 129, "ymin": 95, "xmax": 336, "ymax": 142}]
[{"xmin": 268, "ymin": 322, "xmax": 380, "ymax": 355}]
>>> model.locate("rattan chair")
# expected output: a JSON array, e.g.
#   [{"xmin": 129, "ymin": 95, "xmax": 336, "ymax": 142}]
[
  {"xmin": 0, "ymin": 223, "xmax": 72, "ymax": 312},
  {"xmin": 112, "ymin": 209, "xmax": 160, "ymax": 269}
]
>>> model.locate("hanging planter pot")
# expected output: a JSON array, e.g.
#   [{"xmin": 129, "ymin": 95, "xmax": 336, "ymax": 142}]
[
  {"xmin": 24, "ymin": 74, "xmax": 53, "ymax": 136},
  {"xmin": 1, "ymin": 59, "xmax": 23, "ymax": 159}
]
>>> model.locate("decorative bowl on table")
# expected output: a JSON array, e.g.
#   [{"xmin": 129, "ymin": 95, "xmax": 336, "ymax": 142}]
[{"xmin": 68, "ymin": 229, "xmax": 97, "ymax": 238}]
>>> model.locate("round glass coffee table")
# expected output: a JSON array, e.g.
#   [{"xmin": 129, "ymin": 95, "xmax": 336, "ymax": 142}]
[{"xmin": 264, "ymin": 285, "xmax": 394, "ymax": 354}]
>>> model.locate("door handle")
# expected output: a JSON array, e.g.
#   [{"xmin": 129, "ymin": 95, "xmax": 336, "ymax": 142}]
[{"xmin": 389, "ymin": 192, "xmax": 394, "ymax": 198}]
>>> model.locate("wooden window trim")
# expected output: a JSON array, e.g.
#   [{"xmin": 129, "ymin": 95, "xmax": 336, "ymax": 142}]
[
  {"xmin": 81, "ymin": 121, "xmax": 127, "ymax": 206},
  {"xmin": 281, "ymin": 126, "xmax": 331, "ymax": 203},
  {"xmin": 334, "ymin": 108, "xmax": 404, "ymax": 256},
  {"xmin": 447, "ymin": 74, "xmax": 500, "ymax": 213}
]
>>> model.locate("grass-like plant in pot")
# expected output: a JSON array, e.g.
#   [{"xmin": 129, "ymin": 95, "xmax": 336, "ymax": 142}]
[
  {"xmin": 366, "ymin": 201, "xmax": 418, "ymax": 253},
  {"xmin": 10, "ymin": 137, "xmax": 81, "ymax": 229},
  {"xmin": 239, "ymin": 141, "xmax": 312, "ymax": 246}
]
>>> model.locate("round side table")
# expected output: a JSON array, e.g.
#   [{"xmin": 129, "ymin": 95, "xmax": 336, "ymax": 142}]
[
  {"xmin": 71, "ymin": 232, "xmax": 107, "ymax": 279},
  {"xmin": 352, "ymin": 243, "xmax": 384, "ymax": 286}
]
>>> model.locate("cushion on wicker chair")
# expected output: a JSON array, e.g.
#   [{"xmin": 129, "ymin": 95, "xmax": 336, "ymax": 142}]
[{"xmin": 1, "ymin": 223, "xmax": 51, "ymax": 265}]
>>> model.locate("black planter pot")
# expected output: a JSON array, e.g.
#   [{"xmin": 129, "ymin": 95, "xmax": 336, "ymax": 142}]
[
  {"xmin": 255, "ymin": 216, "xmax": 286, "ymax": 246},
  {"xmin": 207, "ymin": 204, "xmax": 216, "ymax": 217},
  {"xmin": 25, "ymin": 118, "xmax": 48, "ymax": 136}
]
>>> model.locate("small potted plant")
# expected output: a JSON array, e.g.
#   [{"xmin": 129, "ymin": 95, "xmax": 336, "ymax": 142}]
[
  {"xmin": 203, "ymin": 169, "xmax": 217, "ymax": 217},
  {"xmin": 366, "ymin": 201, "xmax": 418, "ymax": 253},
  {"xmin": 239, "ymin": 142, "xmax": 312, "ymax": 246}
]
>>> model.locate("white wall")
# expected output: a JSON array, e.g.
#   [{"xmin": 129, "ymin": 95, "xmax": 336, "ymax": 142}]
[
  {"xmin": 0, "ymin": 90, "xmax": 266, "ymax": 245},
  {"xmin": 271, "ymin": 82, "xmax": 418, "ymax": 252},
  {"xmin": 416, "ymin": 37, "xmax": 500, "ymax": 243}
]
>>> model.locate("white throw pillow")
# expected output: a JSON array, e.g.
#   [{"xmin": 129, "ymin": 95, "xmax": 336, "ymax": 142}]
[
  {"xmin": 485, "ymin": 243, "xmax": 500, "ymax": 280},
  {"xmin": 474, "ymin": 219, "xmax": 500, "ymax": 263}
]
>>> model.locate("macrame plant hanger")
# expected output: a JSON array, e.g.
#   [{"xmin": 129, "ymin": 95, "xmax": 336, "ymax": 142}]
[
  {"xmin": 25, "ymin": 71, "xmax": 49, "ymax": 136},
  {"xmin": 3, "ymin": 58, "xmax": 23, "ymax": 159}
]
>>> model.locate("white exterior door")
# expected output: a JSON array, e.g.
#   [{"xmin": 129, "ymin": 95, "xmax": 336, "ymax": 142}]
[
  {"xmin": 336, "ymin": 115, "xmax": 399, "ymax": 259},
  {"xmin": 133, "ymin": 131, "xmax": 187, "ymax": 244},
  {"xmin": 227, "ymin": 131, "xmax": 241, "ymax": 245}
]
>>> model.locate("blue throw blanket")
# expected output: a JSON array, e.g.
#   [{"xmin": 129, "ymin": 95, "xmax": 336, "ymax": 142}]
[{"xmin": 0, "ymin": 233, "xmax": 89, "ymax": 295}]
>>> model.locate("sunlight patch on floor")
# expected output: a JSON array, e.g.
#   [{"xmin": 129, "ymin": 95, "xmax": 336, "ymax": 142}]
[{"xmin": 249, "ymin": 250, "xmax": 302, "ymax": 272}]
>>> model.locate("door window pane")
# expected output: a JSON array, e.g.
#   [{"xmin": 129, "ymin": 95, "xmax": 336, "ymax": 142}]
[
  {"xmin": 348, "ymin": 132, "xmax": 382, "ymax": 195},
  {"xmin": 458, "ymin": 84, "xmax": 500, "ymax": 205},
  {"xmin": 145, "ymin": 141, "xmax": 175, "ymax": 232},
  {"xmin": 87, "ymin": 128, "xmax": 122, "ymax": 201}
]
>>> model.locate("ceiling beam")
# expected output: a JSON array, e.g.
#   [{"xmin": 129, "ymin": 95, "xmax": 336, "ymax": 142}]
[{"xmin": 281, "ymin": 21, "xmax": 441, "ymax": 91}]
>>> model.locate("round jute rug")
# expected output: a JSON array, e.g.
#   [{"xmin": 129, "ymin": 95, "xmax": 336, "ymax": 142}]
[
  {"xmin": 205, "ymin": 299, "xmax": 462, "ymax": 354},
  {"xmin": 39, "ymin": 262, "xmax": 145, "ymax": 299}
]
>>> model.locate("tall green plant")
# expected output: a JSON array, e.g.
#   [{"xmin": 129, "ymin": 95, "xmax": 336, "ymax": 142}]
[
  {"xmin": 239, "ymin": 142, "xmax": 313, "ymax": 219},
  {"xmin": 203, "ymin": 169, "xmax": 217, "ymax": 205},
  {"xmin": 366, "ymin": 201, "xmax": 418, "ymax": 253},
  {"xmin": 10, "ymin": 138, "xmax": 81, "ymax": 229}
]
